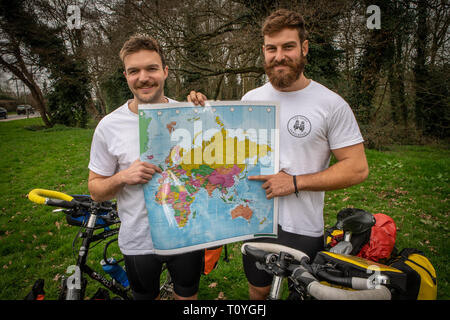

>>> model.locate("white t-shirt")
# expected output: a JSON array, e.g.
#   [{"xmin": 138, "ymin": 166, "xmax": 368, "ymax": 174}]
[
  {"xmin": 242, "ymin": 81, "xmax": 364, "ymax": 237},
  {"xmin": 88, "ymin": 99, "xmax": 177, "ymax": 255}
]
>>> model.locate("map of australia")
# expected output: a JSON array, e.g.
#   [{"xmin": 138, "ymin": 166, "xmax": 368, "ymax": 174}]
[{"xmin": 139, "ymin": 102, "xmax": 279, "ymax": 254}]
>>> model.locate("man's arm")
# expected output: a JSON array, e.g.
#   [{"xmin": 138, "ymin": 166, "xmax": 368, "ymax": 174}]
[
  {"xmin": 249, "ymin": 143, "xmax": 369, "ymax": 199},
  {"xmin": 88, "ymin": 159, "xmax": 162, "ymax": 202}
]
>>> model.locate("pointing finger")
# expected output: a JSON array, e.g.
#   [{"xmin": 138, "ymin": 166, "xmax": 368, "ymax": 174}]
[{"xmin": 248, "ymin": 175, "xmax": 270, "ymax": 181}]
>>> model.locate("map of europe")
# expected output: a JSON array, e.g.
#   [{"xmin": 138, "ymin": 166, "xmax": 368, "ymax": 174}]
[{"xmin": 139, "ymin": 102, "xmax": 279, "ymax": 254}]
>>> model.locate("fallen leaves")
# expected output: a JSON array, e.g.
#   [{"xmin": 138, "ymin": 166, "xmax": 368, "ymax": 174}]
[
  {"xmin": 207, "ymin": 279, "xmax": 228, "ymax": 300},
  {"xmin": 216, "ymin": 292, "xmax": 226, "ymax": 300},
  {"xmin": 394, "ymin": 188, "xmax": 408, "ymax": 195}
]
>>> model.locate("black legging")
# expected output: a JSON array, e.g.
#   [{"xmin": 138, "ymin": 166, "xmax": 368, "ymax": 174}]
[{"xmin": 123, "ymin": 250, "xmax": 203, "ymax": 300}]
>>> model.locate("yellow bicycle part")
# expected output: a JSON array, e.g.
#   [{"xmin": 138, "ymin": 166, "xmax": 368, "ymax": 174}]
[{"xmin": 28, "ymin": 188, "xmax": 74, "ymax": 205}]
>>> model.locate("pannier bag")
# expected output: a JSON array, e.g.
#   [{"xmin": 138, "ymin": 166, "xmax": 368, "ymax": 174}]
[
  {"xmin": 387, "ymin": 248, "xmax": 437, "ymax": 300},
  {"xmin": 202, "ymin": 245, "xmax": 223, "ymax": 275},
  {"xmin": 357, "ymin": 213, "xmax": 396, "ymax": 262},
  {"xmin": 313, "ymin": 251, "xmax": 408, "ymax": 295},
  {"xmin": 64, "ymin": 195, "xmax": 116, "ymax": 229}
]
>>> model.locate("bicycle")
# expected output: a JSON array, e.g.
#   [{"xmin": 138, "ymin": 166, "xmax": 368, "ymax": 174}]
[
  {"xmin": 241, "ymin": 211, "xmax": 403, "ymax": 300},
  {"xmin": 27, "ymin": 188, "xmax": 174, "ymax": 300},
  {"xmin": 27, "ymin": 188, "xmax": 132, "ymax": 299},
  {"xmin": 241, "ymin": 242, "xmax": 395, "ymax": 300}
]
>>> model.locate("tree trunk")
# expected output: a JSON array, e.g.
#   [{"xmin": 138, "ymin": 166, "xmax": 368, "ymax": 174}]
[
  {"xmin": 388, "ymin": 32, "xmax": 407, "ymax": 127},
  {"xmin": 413, "ymin": 0, "xmax": 429, "ymax": 132},
  {"xmin": 0, "ymin": 55, "xmax": 52, "ymax": 127}
]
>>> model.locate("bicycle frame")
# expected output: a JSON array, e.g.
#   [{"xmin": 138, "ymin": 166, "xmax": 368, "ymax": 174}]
[
  {"xmin": 62, "ymin": 203, "xmax": 132, "ymax": 300},
  {"xmin": 28, "ymin": 188, "xmax": 172, "ymax": 300}
]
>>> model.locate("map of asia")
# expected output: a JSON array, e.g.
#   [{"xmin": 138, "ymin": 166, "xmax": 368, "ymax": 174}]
[{"xmin": 139, "ymin": 101, "xmax": 279, "ymax": 254}]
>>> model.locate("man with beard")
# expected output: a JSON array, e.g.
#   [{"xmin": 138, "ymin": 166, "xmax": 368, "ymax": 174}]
[
  {"xmin": 188, "ymin": 9, "xmax": 368, "ymax": 300},
  {"xmin": 88, "ymin": 35, "xmax": 202, "ymax": 300}
]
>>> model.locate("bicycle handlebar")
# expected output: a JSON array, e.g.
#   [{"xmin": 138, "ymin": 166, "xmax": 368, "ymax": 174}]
[
  {"xmin": 241, "ymin": 242, "xmax": 392, "ymax": 300},
  {"xmin": 307, "ymin": 281, "xmax": 391, "ymax": 300},
  {"xmin": 241, "ymin": 242, "xmax": 310, "ymax": 263},
  {"xmin": 28, "ymin": 188, "xmax": 77, "ymax": 208}
]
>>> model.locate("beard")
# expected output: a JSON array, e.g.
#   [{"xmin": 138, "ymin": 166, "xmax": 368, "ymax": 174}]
[{"xmin": 264, "ymin": 54, "xmax": 306, "ymax": 89}]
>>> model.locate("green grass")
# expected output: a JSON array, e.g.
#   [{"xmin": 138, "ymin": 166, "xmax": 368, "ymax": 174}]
[{"xmin": 0, "ymin": 118, "xmax": 448, "ymax": 299}]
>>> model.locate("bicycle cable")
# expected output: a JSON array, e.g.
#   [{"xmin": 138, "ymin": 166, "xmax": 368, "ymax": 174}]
[
  {"xmin": 103, "ymin": 238, "xmax": 124, "ymax": 264},
  {"xmin": 71, "ymin": 222, "xmax": 85, "ymax": 261}
]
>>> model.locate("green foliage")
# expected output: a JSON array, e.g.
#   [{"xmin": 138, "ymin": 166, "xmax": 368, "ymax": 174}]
[
  {"xmin": 100, "ymin": 67, "xmax": 132, "ymax": 113},
  {"xmin": 181, "ymin": 14, "xmax": 211, "ymax": 96},
  {"xmin": 414, "ymin": 64, "xmax": 450, "ymax": 139},
  {"xmin": 0, "ymin": 0, "xmax": 91, "ymax": 128},
  {"xmin": 46, "ymin": 60, "xmax": 90, "ymax": 128},
  {"xmin": 305, "ymin": 39, "xmax": 342, "ymax": 90},
  {"xmin": 0, "ymin": 0, "xmax": 65, "ymax": 70}
]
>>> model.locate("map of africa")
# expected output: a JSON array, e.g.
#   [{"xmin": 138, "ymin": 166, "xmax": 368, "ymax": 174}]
[{"xmin": 139, "ymin": 101, "xmax": 279, "ymax": 254}]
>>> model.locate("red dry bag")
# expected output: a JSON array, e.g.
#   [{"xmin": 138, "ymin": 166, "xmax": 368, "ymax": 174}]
[{"xmin": 357, "ymin": 213, "xmax": 397, "ymax": 262}]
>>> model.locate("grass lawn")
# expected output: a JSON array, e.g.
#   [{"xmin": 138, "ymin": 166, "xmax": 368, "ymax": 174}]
[{"xmin": 0, "ymin": 117, "xmax": 448, "ymax": 300}]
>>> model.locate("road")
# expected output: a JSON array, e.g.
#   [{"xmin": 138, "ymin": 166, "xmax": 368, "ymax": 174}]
[{"xmin": 0, "ymin": 112, "xmax": 41, "ymax": 122}]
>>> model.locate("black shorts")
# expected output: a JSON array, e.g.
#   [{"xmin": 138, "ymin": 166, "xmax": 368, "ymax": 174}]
[
  {"xmin": 242, "ymin": 225, "xmax": 324, "ymax": 287},
  {"xmin": 123, "ymin": 250, "xmax": 202, "ymax": 300}
]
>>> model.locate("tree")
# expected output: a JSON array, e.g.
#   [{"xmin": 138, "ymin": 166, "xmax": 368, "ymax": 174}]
[
  {"xmin": 413, "ymin": 0, "xmax": 449, "ymax": 138},
  {"xmin": 386, "ymin": 1, "xmax": 414, "ymax": 127},
  {"xmin": 348, "ymin": 1, "xmax": 400, "ymax": 127},
  {"xmin": 0, "ymin": 0, "xmax": 92, "ymax": 127},
  {"xmin": 0, "ymin": 0, "xmax": 53, "ymax": 126}
]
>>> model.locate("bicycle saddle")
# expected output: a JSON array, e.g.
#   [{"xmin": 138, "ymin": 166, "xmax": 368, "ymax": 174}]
[{"xmin": 335, "ymin": 208, "xmax": 375, "ymax": 234}]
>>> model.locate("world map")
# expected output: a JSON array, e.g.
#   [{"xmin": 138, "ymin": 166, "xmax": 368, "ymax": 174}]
[{"xmin": 139, "ymin": 102, "xmax": 278, "ymax": 254}]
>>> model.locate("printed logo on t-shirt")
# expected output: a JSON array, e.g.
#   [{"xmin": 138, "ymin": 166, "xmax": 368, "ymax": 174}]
[{"xmin": 287, "ymin": 115, "xmax": 311, "ymax": 138}]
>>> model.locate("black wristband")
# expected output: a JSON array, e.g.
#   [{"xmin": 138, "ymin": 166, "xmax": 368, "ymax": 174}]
[{"xmin": 293, "ymin": 175, "xmax": 299, "ymax": 198}]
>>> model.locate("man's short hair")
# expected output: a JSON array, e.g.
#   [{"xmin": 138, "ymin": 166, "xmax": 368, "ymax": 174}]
[
  {"xmin": 262, "ymin": 9, "xmax": 308, "ymax": 43},
  {"xmin": 119, "ymin": 35, "xmax": 166, "ymax": 68}
]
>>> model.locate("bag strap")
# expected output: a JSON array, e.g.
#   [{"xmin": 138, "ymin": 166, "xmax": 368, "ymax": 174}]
[{"xmin": 400, "ymin": 248, "xmax": 423, "ymax": 259}]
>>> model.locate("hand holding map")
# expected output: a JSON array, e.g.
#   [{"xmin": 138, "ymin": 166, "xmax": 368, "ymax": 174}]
[
  {"xmin": 121, "ymin": 159, "xmax": 162, "ymax": 185},
  {"xmin": 139, "ymin": 101, "xmax": 279, "ymax": 254}
]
